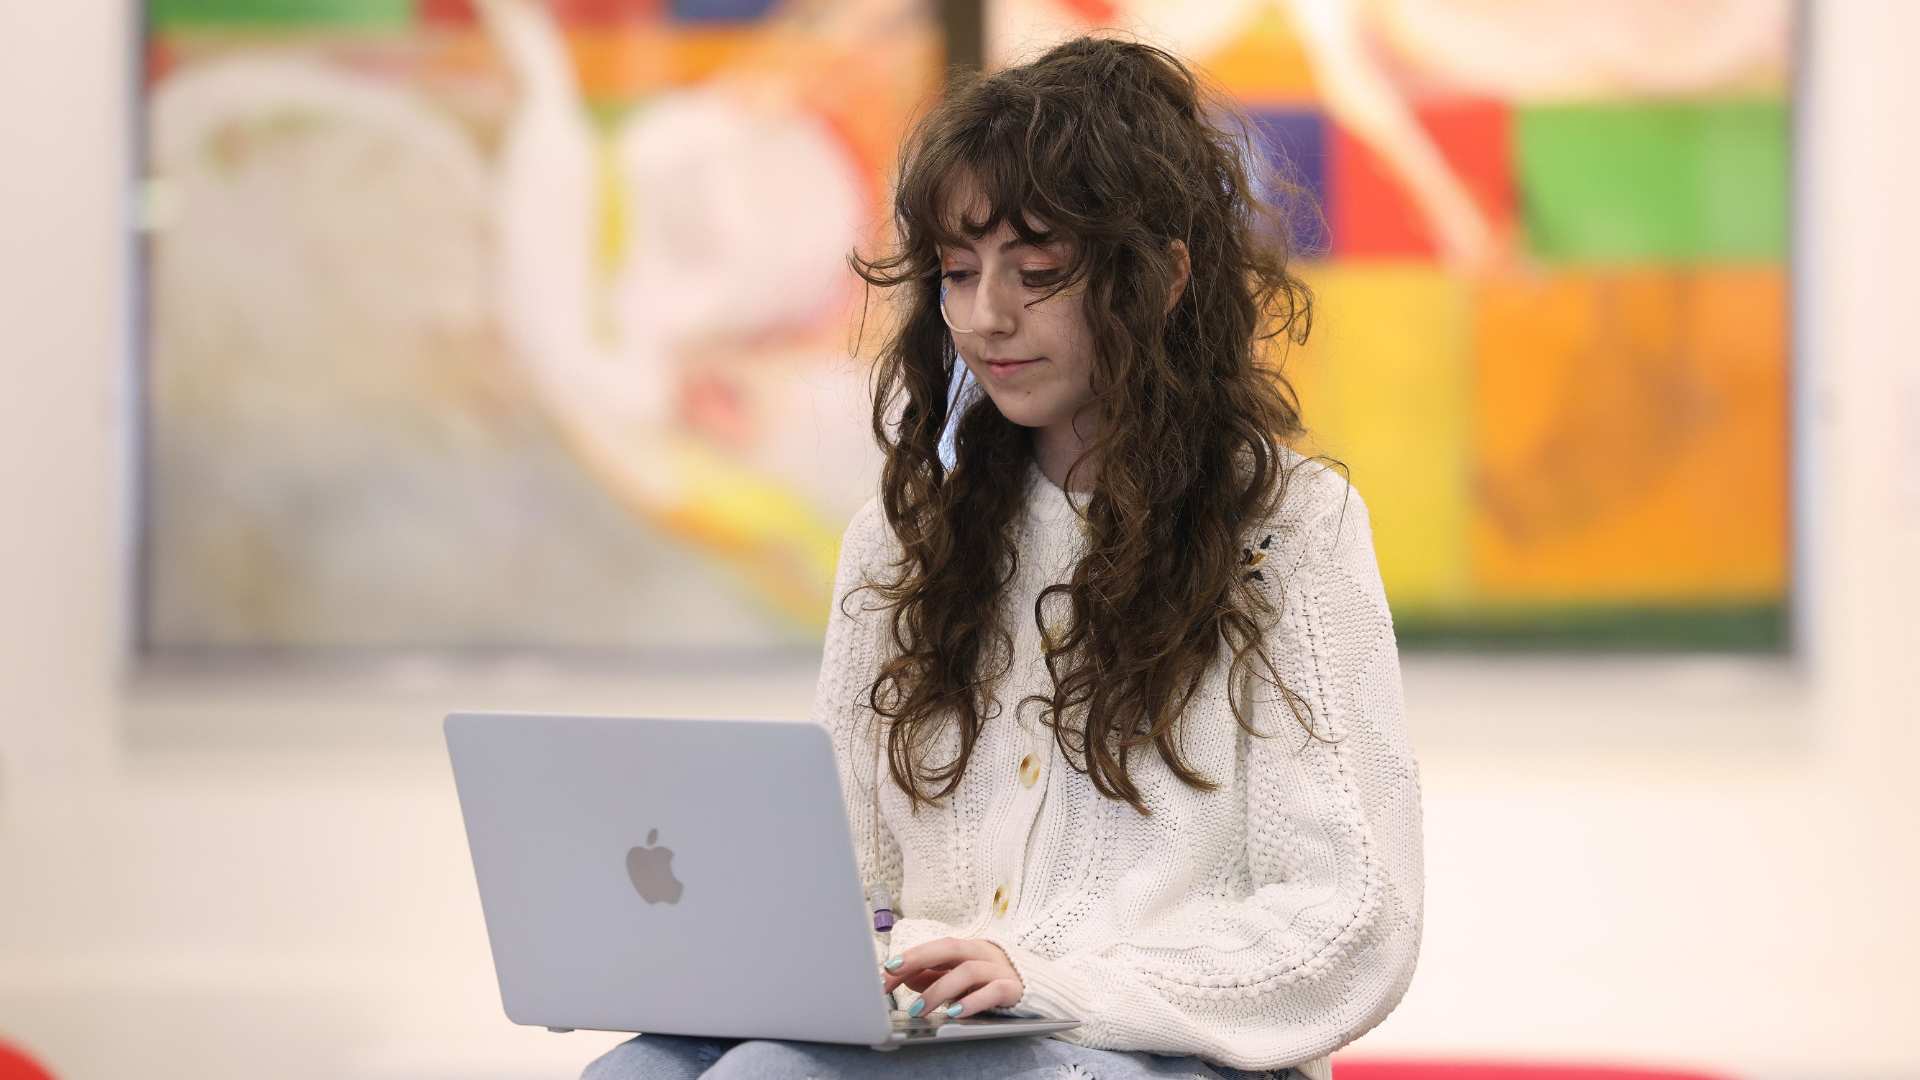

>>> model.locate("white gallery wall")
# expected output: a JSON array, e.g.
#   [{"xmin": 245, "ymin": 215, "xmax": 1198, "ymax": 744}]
[{"xmin": 2, "ymin": 3, "xmax": 1917, "ymax": 1079}]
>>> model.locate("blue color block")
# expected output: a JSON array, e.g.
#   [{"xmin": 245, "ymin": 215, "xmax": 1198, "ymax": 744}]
[
  {"xmin": 669, "ymin": 0, "xmax": 778, "ymax": 21},
  {"xmin": 1247, "ymin": 108, "xmax": 1331, "ymax": 258}
]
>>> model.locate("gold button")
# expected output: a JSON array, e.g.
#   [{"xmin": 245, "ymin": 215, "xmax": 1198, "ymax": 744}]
[
  {"xmin": 1018, "ymin": 753, "xmax": 1039, "ymax": 787},
  {"xmin": 992, "ymin": 885, "xmax": 1010, "ymax": 917}
]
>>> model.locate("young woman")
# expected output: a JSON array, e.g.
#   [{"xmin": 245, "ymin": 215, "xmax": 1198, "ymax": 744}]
[{"xmin": 586, "ymin": 34, "xmax": 1422, "ymax": 1080}]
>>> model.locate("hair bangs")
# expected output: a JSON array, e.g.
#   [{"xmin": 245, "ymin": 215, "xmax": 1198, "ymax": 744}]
[{"xmin": 910, "ymin": 152, "xmax": 1092, "ymax": 307}]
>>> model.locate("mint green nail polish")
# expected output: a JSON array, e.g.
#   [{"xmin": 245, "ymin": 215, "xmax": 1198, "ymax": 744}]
[
  {"xmin": 884, "ymin": 955, "xmax": 904, "ymax": 971},
  {"xmin": 907, "ymin": 997, "xmax": 925, "ymax": 1018},
  {"xmin": 944, "ymin": 1003, "xmax": 964, "ymax": 1018}
]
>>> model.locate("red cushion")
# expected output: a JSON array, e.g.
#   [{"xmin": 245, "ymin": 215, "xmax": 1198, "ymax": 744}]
[
  {"xmin": 1333, "ymin": 1061, "xmax": 1736, "ymax": 1080},
  {"xmin": 0, "ymin": 1041, "xmax": 53, "ymax": 1080}
]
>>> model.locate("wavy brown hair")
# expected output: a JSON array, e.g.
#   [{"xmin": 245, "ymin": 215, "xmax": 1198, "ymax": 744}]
[{"xmin": 846, "ymin": 35, "xmax": 1336, "ymax": 816}]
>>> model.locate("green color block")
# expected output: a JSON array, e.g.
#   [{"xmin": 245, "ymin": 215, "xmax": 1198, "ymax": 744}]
[
  {"xmin": 1394, "ymin": 601, "xmax": 1788, "ymax": 652},
  {"xmin": 1518, "ymin": 100, "xmax": 1788, "ymax": 263},
  {"xmin": 150, "ymin": 0, "xmax": 413, "ymax": 29}
]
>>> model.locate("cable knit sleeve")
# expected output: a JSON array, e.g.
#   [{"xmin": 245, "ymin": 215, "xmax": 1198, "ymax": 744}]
[
  {"xmin": 978, "ymin": 469, "xmax": 1425, "ymax": 1073},
  {"xmin": 809, "ymin": 496, "xmax": 906, "ymax": 963}
]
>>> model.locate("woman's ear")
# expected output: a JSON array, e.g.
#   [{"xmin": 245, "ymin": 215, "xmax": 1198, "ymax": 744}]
[{"xmin": 1166, "ymin": 238, "xmax": 1191, "ymax": 316}]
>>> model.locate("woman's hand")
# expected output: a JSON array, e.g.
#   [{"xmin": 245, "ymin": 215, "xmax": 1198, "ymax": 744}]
[{"xmin": 880, "ymin": 937, "xmax": 1025, "ymax": 1019}]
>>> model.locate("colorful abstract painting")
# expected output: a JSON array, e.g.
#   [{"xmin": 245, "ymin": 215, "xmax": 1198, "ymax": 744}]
[
  {"xmin": 140, "ymin": 0, "xmax": 939, "ymax": 656},
  {"xmin": 990, "ymin": 0, "xmax": 1794, "ymax": 648}
]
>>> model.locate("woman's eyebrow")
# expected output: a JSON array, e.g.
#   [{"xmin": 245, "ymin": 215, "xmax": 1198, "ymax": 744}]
[{"xmin": 940, "ymin": 237, "xmax": 1060, "ymax": 256}]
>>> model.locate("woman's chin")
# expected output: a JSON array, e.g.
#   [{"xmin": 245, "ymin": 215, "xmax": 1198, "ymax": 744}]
[{"xmin": 983, "ymin": 395, "xmax": 1058, "ymax": 430}]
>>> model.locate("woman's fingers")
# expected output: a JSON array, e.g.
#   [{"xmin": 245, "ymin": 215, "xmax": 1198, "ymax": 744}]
[
  {"xmin": 878, "ymin": 937, "xmax": 973, "ymax": 993},
  {"xmin": 880, "ymin": 962, "xmax": 951, "ymax": 994},
  {"xmin": 908, "ymin": 958, "xmax": 996, "ymax": 1014},
  {"xmin": 882, "ymin": 936, "xmax": 993, "ymax": 980},
  {"xmin": 914, "ymin": 962, "xmax": 1022, "ymax": 1018},
  {"xmin": 946, "ymin": 977, "xmax": 1023, "ymax": 1018},
  {"xmin": 878, "ymin": 938, "xmax": 1024, "ymax": 1019}
]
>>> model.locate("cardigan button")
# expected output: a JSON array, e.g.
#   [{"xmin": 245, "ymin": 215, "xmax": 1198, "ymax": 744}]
[
  {"xmin": 1018, "ymin": 754, "xmax": 1039, "ymax": 787},
  {"xmin": 992, "ymin": 885, "xmax": 1010, "ymax": 917}
]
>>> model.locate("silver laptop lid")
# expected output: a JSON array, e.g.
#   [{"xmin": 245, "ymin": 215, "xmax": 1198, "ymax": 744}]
[{"xmin": 445, "ymin": 712, "xmax": 891, "ymax": 1045}]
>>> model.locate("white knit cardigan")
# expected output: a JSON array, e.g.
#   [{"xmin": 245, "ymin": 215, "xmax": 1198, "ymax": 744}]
[{"xmin": 810, "ymin": 449, "xmax": 1423, "ymax": 1077}]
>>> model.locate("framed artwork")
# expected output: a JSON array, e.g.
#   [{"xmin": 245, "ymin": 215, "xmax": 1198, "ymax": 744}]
[{"xmin": 139, "ymin": 0, "xmax": 1795, "ymax": 661}]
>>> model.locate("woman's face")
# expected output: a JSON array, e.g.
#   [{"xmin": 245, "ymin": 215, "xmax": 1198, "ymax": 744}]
[{"xmin": 936, "ymin": 186, "xmax": 1098, "ymax": 443}]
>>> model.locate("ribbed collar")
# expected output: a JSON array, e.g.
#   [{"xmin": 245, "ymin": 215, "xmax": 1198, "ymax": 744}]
[{"xmin": 1022, "ymin": 455, "xmax": 1092, "ymax": 533}]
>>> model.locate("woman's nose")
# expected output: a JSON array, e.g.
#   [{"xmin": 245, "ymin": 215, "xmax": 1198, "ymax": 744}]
[{"xmin": 968, "ymin": 274, "xmax": 1019, "ymax": 335}]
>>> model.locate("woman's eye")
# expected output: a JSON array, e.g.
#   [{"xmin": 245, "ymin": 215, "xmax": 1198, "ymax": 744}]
[
  {"xmin": 1022, "ymin": 269, "xmax": 1065, "ymax": 288},
  {"xmin": 941, "ymin": 269, "xmax": 975, "ymax": 284}
]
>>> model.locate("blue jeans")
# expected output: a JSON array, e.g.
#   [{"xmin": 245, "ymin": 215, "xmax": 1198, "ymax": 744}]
[{"xmin": 581, "ymin": 1031, "xmax": 1300, "ymax": 1079}]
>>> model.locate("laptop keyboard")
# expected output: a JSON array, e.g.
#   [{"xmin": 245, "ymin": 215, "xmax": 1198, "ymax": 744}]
[
  {"xmin": 888, "ymin": 1008, "xmax": 1033, "ymax": 1037},
  {"xmin": 888, "ymin": 1009, "xmax": 942, "ymax": 1035}
]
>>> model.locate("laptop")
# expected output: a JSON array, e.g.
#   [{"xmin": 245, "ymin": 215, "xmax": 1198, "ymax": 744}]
[{"xmin": 444, "ymin": 711, "xmax": 1082, "ymax": 1050}]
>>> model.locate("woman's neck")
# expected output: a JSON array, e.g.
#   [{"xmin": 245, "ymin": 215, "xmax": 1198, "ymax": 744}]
[{"xmin": 1031, "ymin": 422, "xmax": 1097, "ymax": 494}]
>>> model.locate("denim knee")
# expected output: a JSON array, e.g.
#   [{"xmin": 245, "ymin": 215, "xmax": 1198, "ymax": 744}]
[
  {"xmin": 700, "ymin": 1039, "xmax": 840, "ymax": 1080},
  {"xmin": 581, "ymin": 1033, "xmax": 732, "ymax": 1080}
]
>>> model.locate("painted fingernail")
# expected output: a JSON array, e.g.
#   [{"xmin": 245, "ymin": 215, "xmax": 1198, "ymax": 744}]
[
  {"xmin": 944, "ymin": 1003, "xmax": 964, "ymax": 1018},
  {"xmin": 883, "ymin": 955, "xmax": 904, "ymax": 971},
  {"xmin": 907, "ymin": 997, "xmax": 925, "ymax": 1018}
]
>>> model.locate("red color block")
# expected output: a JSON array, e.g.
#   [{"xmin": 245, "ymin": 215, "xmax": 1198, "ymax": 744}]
[
  {"xmin": 1330, "ymin": 98, "xmax": 1514, "ymax": 259},
  {"xmin": 1057, "ymin": 0, "xmax": 1121, "ymax": 22},
  {"xmin": 550, "ymin": 0, "xmax": 668, "ymax": 24},
  {"xmin": 417, "ymin": 0, "xmax": 665, "ymax": 24},
  {"xmin": 145, "ymin": 38, "xmax": 176, "ymax": 86},
  {"xmin": 414, "ymin": 0, "xmax": 476, "ymax": 22}
]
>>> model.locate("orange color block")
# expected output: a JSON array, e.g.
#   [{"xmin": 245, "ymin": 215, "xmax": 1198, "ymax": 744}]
[
  {"xmin": 1471, "ymin": 267, "xmax": 1788, "ymax": 602},
  {"xmin": 1199, "ymin": 5, "xmax": 1319, "ymax": 104},
  {"xmin": 565, "ymin": 25, "xmax": 755, "ymax": 100}
]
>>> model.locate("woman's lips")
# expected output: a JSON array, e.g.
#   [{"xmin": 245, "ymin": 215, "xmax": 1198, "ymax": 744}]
[{"xmin": 984, "ymin": 357, "xmax": 1042, "ymax": 378}]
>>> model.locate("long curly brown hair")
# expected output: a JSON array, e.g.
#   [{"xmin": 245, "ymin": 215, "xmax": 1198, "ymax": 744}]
[{"xmin": 846, "ymin": 35, "xmax": 1333, "ymax": 816}]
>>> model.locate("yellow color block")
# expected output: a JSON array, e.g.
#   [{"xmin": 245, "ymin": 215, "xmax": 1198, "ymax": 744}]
[{"xmin": 1284, "ymin": 265, "xmax": 1473, "ymax": 610}]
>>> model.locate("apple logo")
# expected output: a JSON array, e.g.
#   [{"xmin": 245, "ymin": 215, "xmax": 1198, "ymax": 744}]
[{"xmin": 626, "ymin": 828, "xmax": 684, "ymax": 905}]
